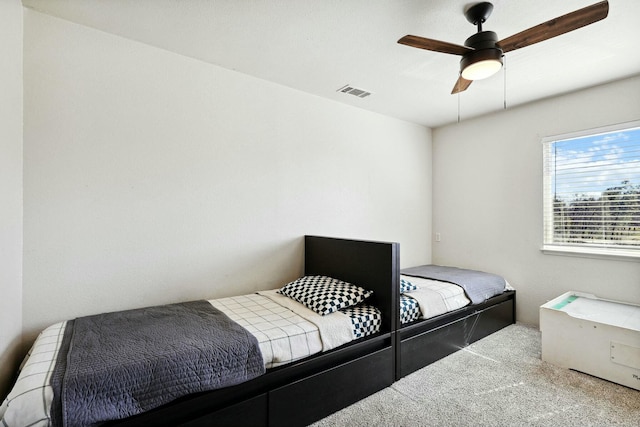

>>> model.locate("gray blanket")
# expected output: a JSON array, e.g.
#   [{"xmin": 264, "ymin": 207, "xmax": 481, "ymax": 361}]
[
  {"xmin": 401, "ymin": 265, "xmax": 506, "ymax": 304},
  {"xmin": 51, "ymin": 300, "xmax": 264, "ymax": 427}
]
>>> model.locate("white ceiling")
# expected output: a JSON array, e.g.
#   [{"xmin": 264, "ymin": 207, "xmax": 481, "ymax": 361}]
[{"xmin": 22, "ymin": 0, "xmax": 640, "ymax": 128}]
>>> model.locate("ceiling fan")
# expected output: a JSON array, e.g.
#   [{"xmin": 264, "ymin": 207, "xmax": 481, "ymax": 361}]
[{"xmin": 398, "ymin": 1, "xmax": 609, "ymax": 94}]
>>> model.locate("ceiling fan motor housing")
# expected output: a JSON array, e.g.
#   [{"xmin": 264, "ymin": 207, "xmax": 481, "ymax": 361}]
[
  {"xmin": 464, "ymin": 31, "xmax": 499, "ymax": 50},
  {"xmin": 460, "ymin": 31, "xmax": 503, "ymax": 78}
]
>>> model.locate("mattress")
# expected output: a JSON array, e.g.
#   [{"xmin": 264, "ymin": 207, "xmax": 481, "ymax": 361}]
[
  {"xmin": 400, "ymin": 275, "xmax": 471, "ymax": 324},
  {"xmin": 0, "ymin": 292, "xmax": 381, "ymax": 426},
  {"xmin": 401, "ymin": 265, "xmax": 507, "ymax": 305}
]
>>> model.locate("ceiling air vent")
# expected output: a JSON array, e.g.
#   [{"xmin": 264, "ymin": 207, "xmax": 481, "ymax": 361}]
[{"xmin": 337, "ymin": 84, "xmax": 372, "ymax": 98}]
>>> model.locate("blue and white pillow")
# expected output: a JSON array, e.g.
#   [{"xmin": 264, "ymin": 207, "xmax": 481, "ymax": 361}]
[
  {"xmin": 279, "ymin": 275, "xmax": 373, "ymax": 316},
  {"xmin": 400, "ymin": 277, "xmax": 418, "ymax": 293}
]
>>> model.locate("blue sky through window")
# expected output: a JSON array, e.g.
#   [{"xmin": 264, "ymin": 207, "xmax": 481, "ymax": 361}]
[{"xmin": 552, "ymin": 127, "xmax": 640, "ymax": 200}]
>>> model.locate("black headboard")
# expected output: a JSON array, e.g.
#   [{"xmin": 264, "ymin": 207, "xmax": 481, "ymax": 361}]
[{"xmin": 304, "ymin": 236, "xmax": 399, "ymax": 333}]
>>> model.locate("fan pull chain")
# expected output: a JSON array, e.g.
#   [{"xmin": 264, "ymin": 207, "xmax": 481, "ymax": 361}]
[
  {"xmin": 457, "ymin": 89, "xmax": 461, "ymax": 123},
  {"xmin": 503, "ymin": 55, "xmax": 507, "ymax": 110}
]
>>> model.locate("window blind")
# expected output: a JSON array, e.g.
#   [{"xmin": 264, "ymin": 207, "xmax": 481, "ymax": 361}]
[{"xmin": 542, "ymin": 123, "xmax": 640, "ymax": 255}]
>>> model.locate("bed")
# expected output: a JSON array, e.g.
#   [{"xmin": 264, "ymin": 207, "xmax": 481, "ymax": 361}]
[
  {"xmin": 0, "ymin": 236, "xmax": 399, "ymax": 427},
  {"xmin": 395, "ymin": 265, "xmax": 516, "ymax": 379}
]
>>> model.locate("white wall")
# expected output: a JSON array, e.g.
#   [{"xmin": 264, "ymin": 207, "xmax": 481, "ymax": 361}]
[
  {"xmin": 22, "ymin": 10, "xmax": 432, "ymax": 341},
  {"xmin": 432, "ymin": 75, "xmax": 640, "ymax": 326},
  {"xmin": 0, "ymin": 0, "xmax": 23, "ymax": 399}
]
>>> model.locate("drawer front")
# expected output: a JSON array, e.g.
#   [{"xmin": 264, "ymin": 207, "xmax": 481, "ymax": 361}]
[
  {"xmin": 183, "ymin": 393, "xmax": 268, "ymax": 427},
  {"xmin": 400, "ymin": 298, "xmax": 514, "ymax": 378},
  {"xmin": 269, "ymin": 347, "xmax": 393, "ymax": 427},
  {"xmin": 469, "ymin": 298, "xmax": 515, "ymax": 343},
  {"xmin": 400, "ymin": 317, "xmax": 468, "ymax": 377}
]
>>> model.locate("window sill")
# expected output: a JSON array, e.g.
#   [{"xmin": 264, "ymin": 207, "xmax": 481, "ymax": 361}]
[{"xmin": 541, "ymin": 245, "xmax": 640, "ymax": 262}]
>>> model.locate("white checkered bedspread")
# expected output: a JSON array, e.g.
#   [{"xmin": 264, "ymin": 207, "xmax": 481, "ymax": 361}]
[
  {"xmin": 211, "ymin": 292, "xmax": 335, "ymax": 369},
  {"xmin": 401, "ymin": 275, "xmax": 472, "ymax": 320},
  {"xmin": 0, "ymin": 322, "xmax": 66, "ymax": 427}
]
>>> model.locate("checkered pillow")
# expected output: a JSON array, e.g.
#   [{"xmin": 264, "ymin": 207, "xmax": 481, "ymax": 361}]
[
  {"xmin": 400, "ymin": 277, "xmax": 418, "ymax": 293},
  {"xmin": 278, "ymin": 276, "xmax": 373, "ymax": 316}
]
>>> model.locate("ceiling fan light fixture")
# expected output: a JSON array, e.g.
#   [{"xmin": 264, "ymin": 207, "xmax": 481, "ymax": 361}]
[
  {"xmin": 460, "ymin": 48, "xmax": 503, "ymax": 80},
  {"xmin": 461, "ymin": 58, "xmax": 502, "ymax": 80}
]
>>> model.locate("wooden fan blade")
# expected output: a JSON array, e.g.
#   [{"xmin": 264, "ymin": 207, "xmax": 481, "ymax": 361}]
[
  {"xmin": 451, "ymin": 76, "xmax": 473, "ymax": 94},
  {"xmin": 398, "ymin": 35, "xmax": 474, "ymax": 56},
  {"xmin": 497, "ymin": 1, "xmax": 609, "ymax": 53}
]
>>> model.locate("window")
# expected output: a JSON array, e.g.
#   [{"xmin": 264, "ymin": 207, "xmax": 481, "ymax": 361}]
[{"xmin": 542, "ymin": 121, "xmax": 640, "ymax": 260}]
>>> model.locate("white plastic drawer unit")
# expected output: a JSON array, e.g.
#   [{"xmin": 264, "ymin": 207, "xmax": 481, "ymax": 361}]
[{"xmin": 540, "ymin": 291, "xmax": 640, "ymax": 391}]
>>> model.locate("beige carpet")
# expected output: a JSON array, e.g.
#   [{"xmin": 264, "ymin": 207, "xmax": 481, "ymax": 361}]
[{"xmin": 312, "ymin": 324, "xmax": 639, "ymax": 426}]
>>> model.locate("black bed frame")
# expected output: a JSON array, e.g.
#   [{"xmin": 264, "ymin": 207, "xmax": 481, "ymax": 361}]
[
  {"xmin": 105, "ymin": 236, "xmax": 515, "ymax": 426},
  {"xmin": 396, "ymin": 289, "xmax": 516, "ymax": 379},
  {"xmin": 108, "ymin": 236, "xmax": 399, "ymax": 427}
]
